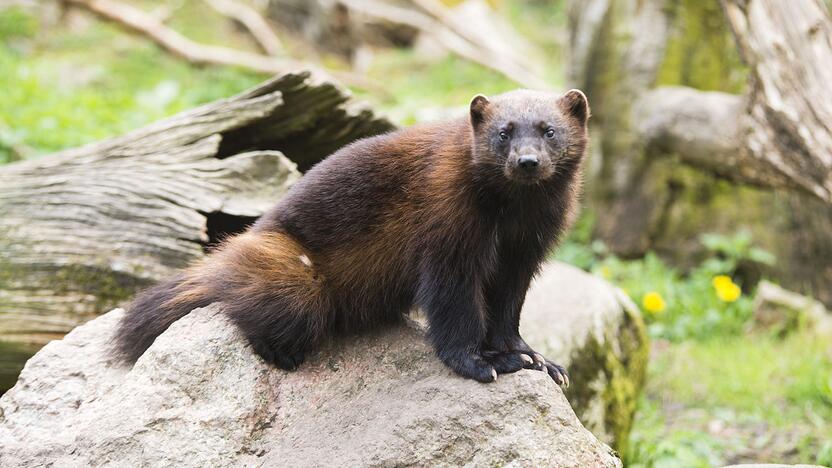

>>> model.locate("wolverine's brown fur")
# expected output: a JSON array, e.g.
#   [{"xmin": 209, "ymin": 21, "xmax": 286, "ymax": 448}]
[{"xmin": 115, "ymin": 89, "xmax": 590, "ymax": 384}]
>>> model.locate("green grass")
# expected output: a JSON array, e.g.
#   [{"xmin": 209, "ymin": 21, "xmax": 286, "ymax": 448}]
[
  {"xmin": 649, "ymin": 334, "xmax": 832, "ymax": 417},
  {"xmin": 0, "ymin": 5, "xmax": 261, "ymax": 163},
  {"xmin": 557, "ymin": 214, "xmax": 770, "ymax": 342},
  {"xmin": 628, "ymin": 332, "xmax": 832, "ymax": 467},
  {"xmin": 626, "ymin": 398, "xmax": 725, "ymax": 468}
]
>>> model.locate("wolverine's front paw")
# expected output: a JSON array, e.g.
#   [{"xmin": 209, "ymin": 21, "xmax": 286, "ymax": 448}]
[
  {"xmin": 443, "ymin": 352, "xmax": 498, "ymax": 383},
  {"xmin": 488, "ymin": 336, "xmax": 570, "ymax": 387}
]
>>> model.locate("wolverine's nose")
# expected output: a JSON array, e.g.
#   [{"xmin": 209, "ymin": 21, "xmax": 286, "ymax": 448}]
[{"xmin": 517, "ymin": 155, "xmax": 539, "ymax": 170}]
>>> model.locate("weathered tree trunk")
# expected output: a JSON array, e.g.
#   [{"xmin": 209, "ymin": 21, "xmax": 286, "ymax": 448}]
[
  {"xmin": 637, "ymin": 0, "xmax": 832, "ymax": 202},
  {"xmin": 567, "ymin": 0, "xmax": 674, "ymax": 256},
  {"xmin": 569, "ymin": 0, "xmax": 832, "ymax": 304},
  {"xmin": 634, "ymin": 0, "xmax": 832, "ymax": 304},
  {"xmin": 0, "ymin": 72, "xmax": 393, "ymax": 388}
]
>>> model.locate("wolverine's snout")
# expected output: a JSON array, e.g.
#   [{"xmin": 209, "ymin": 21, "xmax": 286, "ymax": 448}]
[
  {"xmin": 506, "ymin": 150, "xmax": 553, "ymax": 184},
  {"xmin": 517, "ymin": 154, "xmax": 539, "ymax": 170}
]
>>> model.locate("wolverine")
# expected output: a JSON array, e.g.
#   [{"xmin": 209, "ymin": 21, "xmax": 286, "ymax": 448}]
[{"xmin": 114, "ymin": 89, "xmax": 590, "ymax": 385}]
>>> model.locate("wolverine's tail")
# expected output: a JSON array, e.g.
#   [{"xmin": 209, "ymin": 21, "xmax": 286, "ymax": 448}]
[
  {"xmin": 113, "ymin": 230, "xmax": 330, "ymax": 365},
  {"xmin": 113, "ymin": 264, "xmax": 216, "ymax": 364}
]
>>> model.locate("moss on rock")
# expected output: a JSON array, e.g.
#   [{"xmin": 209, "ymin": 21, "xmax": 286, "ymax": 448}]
[
  {"xmin": 562, "ymin": 292, "xmax": 648, "ymax": 459},
  {"xmin": 602, "ymin": 297, "xmax": 649, "ymax": 457}
]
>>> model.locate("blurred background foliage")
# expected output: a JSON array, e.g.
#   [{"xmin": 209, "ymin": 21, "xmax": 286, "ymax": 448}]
[{"xmin": 1, "ymin": 0, "xmax": 830, "ymax": 466}]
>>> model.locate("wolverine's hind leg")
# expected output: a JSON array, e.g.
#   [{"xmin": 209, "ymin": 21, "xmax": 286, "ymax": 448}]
[
  {"xmin": 212, "ymin": 231, "xmax": 331, "ymax": 371},
  {"xmin": 231, "ymin": 302, "xmax": 320, "ymax": 370}
]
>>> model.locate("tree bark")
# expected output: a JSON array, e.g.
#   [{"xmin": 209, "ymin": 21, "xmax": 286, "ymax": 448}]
[
  {"xmin": 568, "ymin": 0, "xmax": 832, "ymax": 305},
  {"xmin": 0, "ymin": 72, "xmax": 393, "ymax": 360},
  {"xmin": 634, "ymin": 0, "xmax": 832, "ymax": 204},
  {"xmin": 567, "ymin": 0, "xmax": 674, "ymax": 255},
  {"xmin": 724, "ymin": 0, "xmax": 832, "ymax": 203}
]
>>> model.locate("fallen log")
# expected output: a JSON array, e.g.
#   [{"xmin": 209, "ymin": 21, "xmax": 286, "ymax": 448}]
[{"xmin": 0, "ymin": 72, "xmax": 393, "ymax": 375}]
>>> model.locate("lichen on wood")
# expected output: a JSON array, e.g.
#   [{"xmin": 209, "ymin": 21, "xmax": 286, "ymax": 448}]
[{"xmin": 656, "ymin": 0, "xmax": 746, "ymax": 93}]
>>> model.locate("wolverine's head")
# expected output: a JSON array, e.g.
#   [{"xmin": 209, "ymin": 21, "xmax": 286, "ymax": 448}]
[{"xmin": 469, "ymin": 89, "xmax": 589, "ymax": 185}]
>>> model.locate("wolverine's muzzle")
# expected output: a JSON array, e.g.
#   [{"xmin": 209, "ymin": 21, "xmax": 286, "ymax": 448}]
[{"xmin": 506, "ymin": 152, "xmax": 553, "ymax": 184}]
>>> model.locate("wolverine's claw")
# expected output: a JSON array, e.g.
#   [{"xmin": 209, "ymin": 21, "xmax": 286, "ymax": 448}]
[
  {"xmin": 523, "ymin": 349, "xmax": 570, "ymax": 388},
  {"xmin": 549, "ymin": 368, "xmax": 564, "ymax": 385},
  {"xmin": 520, "ymin": 354, "xmax": 534, "ymax": 365},
  {"xmin": 544, "ymin": 362, "xmax": 569, "ymax": 388},
  {"xmin": 491, "ymin": 368, "xmax": 498, "ymax": 382}
]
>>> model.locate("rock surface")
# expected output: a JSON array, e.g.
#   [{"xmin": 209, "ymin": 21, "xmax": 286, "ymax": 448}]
[
  {"xmin": 521, "ymin": 263, "xmax": 648, "ymax": 457},
  {"xmin": 0, "ymin": 262, "xmax": 638, "ymax": 467}
]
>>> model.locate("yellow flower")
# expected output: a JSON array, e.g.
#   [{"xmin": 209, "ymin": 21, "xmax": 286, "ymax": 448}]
[
  {"xmin": 712, "ymin": 275, "xmax": 741, "ymax": 302},
  {"xmin": 642, "ymin": 291, "xmax": 666, "ymax": 314},
  {"xmin": 712, "ymin": 275, "xmax": 732, "ymax": 289},
  {"xmin": 599, "ymin": 265, "xmax": 612, "ymax": 279}
]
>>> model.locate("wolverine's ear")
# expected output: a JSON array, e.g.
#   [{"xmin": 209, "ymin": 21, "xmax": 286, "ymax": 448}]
[
  {"xmin": 469, "ymin": 94, "xmax": 490, "ymax": 127},
  {"xmin": 559, "ymin": 89, "xmax": 590, "ymax": 126}
]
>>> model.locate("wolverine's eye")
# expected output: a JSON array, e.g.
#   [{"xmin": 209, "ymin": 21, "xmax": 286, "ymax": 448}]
[
  {"xmin": 498, "ymin": 130, "xmax": 510, "ymax": 142},
  {"xmin": 544, "ymin": 128, "xmax": 556, "ymax": 139}
]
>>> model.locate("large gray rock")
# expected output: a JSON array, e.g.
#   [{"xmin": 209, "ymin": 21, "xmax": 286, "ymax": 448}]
[
  {"xmin": 1, "ymin": 303, "xmax": 621, "ymax": 467},
  {"xmin": 521, "ymin": 262, "xmax": 648, "ymax": 458}
]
